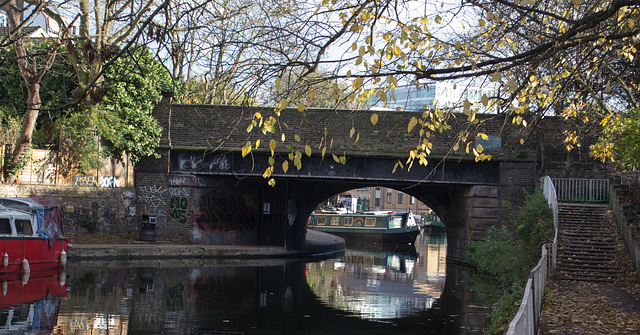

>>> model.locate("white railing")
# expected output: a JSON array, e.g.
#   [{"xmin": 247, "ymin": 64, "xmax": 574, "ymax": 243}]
[
  {"xmin": 506, "ymin": 176, "xmax": 558, "ymax": 335},
  {"xmin": 506, "ymin": 245, "xmax": 550, "ymax": 335},
  {"xmin": 543, "ymin": 176, "xmax": 559, "ymax": 270},
  {"xmin": 552, "ymin": 178, "xmax": 609, "ymax": 203}
]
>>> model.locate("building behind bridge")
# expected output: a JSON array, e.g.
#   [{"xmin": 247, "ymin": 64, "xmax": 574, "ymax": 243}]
[{"xmin": 371, "ymin": 81, "xmax": 497, "ymax": 113}]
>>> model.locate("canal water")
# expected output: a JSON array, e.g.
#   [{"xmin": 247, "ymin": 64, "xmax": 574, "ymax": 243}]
[{"xmin": 0, "ymin": 232, "xmax": 487, "ymax": 334}]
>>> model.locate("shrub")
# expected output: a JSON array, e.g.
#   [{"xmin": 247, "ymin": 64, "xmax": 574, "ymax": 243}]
[{"xmin": 466, "ymin": 187, "xmax": 554, "ymax": 334}]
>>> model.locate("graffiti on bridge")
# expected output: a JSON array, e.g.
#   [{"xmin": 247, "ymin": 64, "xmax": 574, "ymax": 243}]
[
  {"xmin": 169, "ymin": 196, "xmax": 189, "ymax": 224},
  {"xmin": 175, "ymin": 153, "xmax": 231, "ymax": 173},
  {"xmin": 122, "ymin": 190, "xmax": 136, "ymax": 216},
  {"xmin": 168, "ymin": 174, "xmax": 208, "ymax": 187},
  {"xmin": 138, "ymin": 185, "xmax": 167, "ymax": 218},
  {"xmin": 195, "ymin": 194, "xmax": 256, "ymax": 232}
]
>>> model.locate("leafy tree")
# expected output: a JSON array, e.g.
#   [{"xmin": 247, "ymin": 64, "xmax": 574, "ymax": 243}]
[
  {"xmin": 0, "ymin": 0, "xmax": 168, "ymax": 181},
  {"xmin": 0, "ymin": 43, "xmax": 79, "ymax": 147},
  {"xmin": 591, "ymin": 107, "xmax": 640, "ymax": 171},
  {"xmin": 93, "ymin": 46, "xmax": 171, "ymax": 164},
  {"xmin": 49, "ymin": 46, "xmax": 171, "ymax": 174},
  {"xmin": 0, "ymin": 42, "xmax": 170, "ymax": 176}
]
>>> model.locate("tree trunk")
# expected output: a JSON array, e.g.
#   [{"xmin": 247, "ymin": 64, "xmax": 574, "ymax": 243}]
[
  {"xmin": 8, "ymin": 82, "xmax": 41, "ymax": 178},
  {"xmin": 2, "ymin": 0, "xmax": 43, "ymax": 183}
]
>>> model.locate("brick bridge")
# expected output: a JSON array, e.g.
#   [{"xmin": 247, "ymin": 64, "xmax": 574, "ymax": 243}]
[{"xmin": 136, "ymin": 96, "xmax": 608, "ymax": 261}]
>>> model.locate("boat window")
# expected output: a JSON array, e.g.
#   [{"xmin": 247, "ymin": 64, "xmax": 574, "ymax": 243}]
[
  {"xmin": 317, "ymin": 217, "xmax": 326, "ymax": 225},
  {"xmin": 390, "ymin": 216, "xmax": 403, "ymax": 229},
  {"xmin": 16, "ymin": 219, "xmax": 33, "ymax": 236},
  {"xmin": 344, "ymin": 217, "xmax": 353, "ymax": 226},
  {"xmin": 0, "ymin": 219, "xmax": 10, "ymax": 235},
  {"xmin": 365, "ymin": 218, "xmax": 376, "ymax": 227},
  {"xmin": 353, "ymin": 217, "xmax": 364, "ymax": 226},
  {"xmin": 330, "ymin": 217, "xmax": 339, "ymax": 226}
]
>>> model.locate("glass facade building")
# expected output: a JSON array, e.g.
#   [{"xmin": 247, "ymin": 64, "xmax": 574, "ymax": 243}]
[{"xmin": 373, "ymin": 81, "xmax": 497, "ymax": 113}]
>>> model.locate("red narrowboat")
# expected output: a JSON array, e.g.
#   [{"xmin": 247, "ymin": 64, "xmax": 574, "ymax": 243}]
[{"xmin": 0, "ymin": 198, "xmax": 69, "ymax": 274}]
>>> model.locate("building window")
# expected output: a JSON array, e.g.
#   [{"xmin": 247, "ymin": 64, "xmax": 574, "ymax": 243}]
[
  {"xmin": 375, "ymin": 198, "xmax": 380, "ymax": 206},
  {"xmin": 409, "ymin": 196, "xmax": 415, "ymax": 205},
  {"xmin": 398, "ymin": 193, "xmax": 403, "ymax": 204},
  {"xmin": 386, "ymin": 190, "xmax": 392, "ymax": 204}
]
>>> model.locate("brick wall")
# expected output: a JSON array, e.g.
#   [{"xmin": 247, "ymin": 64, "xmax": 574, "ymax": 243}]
[{"xmin": 134, "ymin": 147, "xmax": 262, "ymax": 244}]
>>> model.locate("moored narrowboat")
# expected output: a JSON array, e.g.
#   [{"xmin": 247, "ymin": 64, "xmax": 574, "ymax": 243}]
[
  {"xmin": 421, "ymin": 212, "xmax": 446, "ymax": 233},
  {"xmin": 0, "ymin": 198, "xmax": 69, "ymax": 274},
  {"xmin": 308, "ymin": 211, "xmax": 421, "ymax": 244}
]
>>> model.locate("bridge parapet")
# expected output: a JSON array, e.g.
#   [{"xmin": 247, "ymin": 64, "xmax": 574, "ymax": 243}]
[{"xmin": 154, "ymin": 98, "xmax": 538, "ymax": 162}]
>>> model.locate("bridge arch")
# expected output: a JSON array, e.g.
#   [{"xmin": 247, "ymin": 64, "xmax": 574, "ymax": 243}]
[{"xmin": 286, "ymin": 179, "xmax": 498, "ymax": 261}]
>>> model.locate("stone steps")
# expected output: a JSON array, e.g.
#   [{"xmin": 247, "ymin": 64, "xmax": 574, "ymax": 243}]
[{"xmin": 555, "ymin": 204, "xmax": 626, "ymax": 282}]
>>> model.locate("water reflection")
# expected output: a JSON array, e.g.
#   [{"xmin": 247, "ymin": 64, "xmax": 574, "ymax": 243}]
[
  {"xmin": 0, "ymin": 232, "xmax": 486, "ymax": 334},
  {"xmin": 0, "ymin": 270, "xmax": 66, "ymax": 333},
  {"xmin": 306, "ymin": 233, "xmax": 447, "ymax": 320}
]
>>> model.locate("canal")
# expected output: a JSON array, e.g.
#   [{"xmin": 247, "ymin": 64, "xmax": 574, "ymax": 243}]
[{"xmin": 0, "ymin": 232, "xmax": 488, "ymax": 334}]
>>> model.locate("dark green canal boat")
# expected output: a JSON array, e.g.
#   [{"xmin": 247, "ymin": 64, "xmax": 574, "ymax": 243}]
[{"xmin": 308, "ymin": 211, "xmax": 421, "ymax": 244}]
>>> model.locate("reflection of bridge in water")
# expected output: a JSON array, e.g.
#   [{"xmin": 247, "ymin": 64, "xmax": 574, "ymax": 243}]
[{"xmin": 54, "ymin": 237, "xmax": 485, "ymax": 334}]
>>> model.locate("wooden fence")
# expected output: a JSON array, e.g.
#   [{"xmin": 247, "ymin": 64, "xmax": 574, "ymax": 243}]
[{"xmin": 1, "ymin": 146, "xmax": 133, "ymax": 188}]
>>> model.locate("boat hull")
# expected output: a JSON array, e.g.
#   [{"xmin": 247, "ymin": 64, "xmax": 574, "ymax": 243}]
[
  {"xmin": 309, "ymin": 211, "xmax": 421, "ymax": 244},
  {"xmin": 309, "ymin": 226, "xmax": 421, "ymax": 244},
  {"xmin": 0, "ymin": 237, "xmax": 68, "ymax": 274},
  {"xmin": 422, "ymin": 222, "xmax": 447, "ymax": 234}
]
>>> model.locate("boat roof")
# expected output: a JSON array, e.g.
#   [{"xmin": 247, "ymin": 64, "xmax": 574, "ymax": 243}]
[
  {"xmin": 313, "ymin": 210, "xmax": 412, "ymax": 216},
  {"xmin": 0, "ymin": 197, "xmax": 45, "ymax": 214}
]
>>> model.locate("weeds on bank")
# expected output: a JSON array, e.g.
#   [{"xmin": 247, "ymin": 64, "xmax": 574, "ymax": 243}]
[{"xmin": 465, "ymin": 188, "xmax": 554, "ymax": 334}]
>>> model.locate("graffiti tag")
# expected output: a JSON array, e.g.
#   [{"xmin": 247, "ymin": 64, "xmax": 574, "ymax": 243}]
[
  {"xmin": 100, "ymin": 176, "xmax": 120, "ymax": 188},
  {"xmin": 122, "ymin": 190, "xmax": 136, "ymax": 216},
  {"xmin": 168, "ymin": 187, "xmax": 189, "ymax": 197},
  {"xmin": 138, "ymin": 185, "xmax": 167, "ymax": 217},
  {"xmin": 194, "ymin": 194, "xmax": 256, "ymax": 232},
  {"xmin": 169, "ymin": 196, "xmax": 189, "ymax": 224},
  {"xmin": 72, "ymin": 176, "xmax": 97, "ymax": 187}
]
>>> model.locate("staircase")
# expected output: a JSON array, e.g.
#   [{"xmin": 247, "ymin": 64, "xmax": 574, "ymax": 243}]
[{"xmin": 556, "ymin": 203, "xmax": 626, "ymax": 282}]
